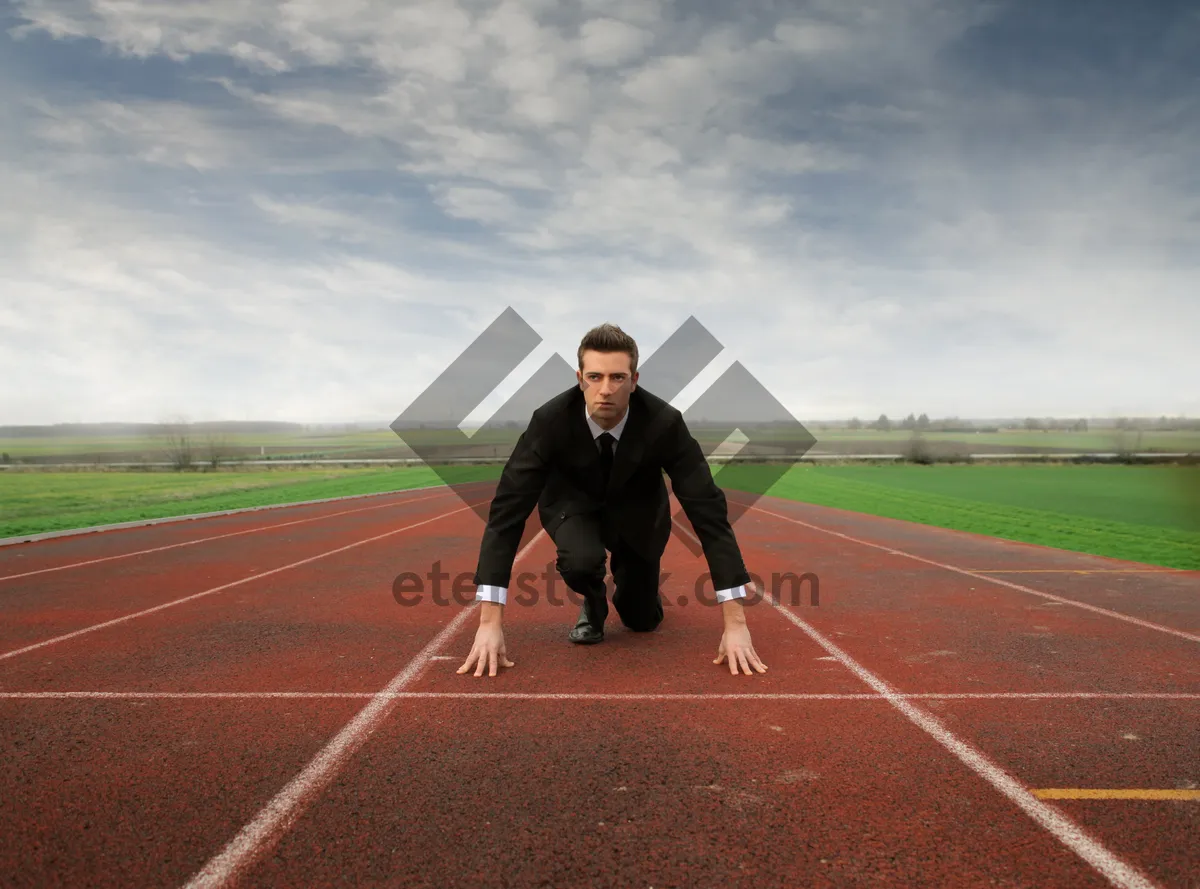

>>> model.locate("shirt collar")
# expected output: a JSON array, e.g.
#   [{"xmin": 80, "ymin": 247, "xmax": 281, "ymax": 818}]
[{"xmin": 584, "ymin": 399, "xmax": 630, "ymax": 441}]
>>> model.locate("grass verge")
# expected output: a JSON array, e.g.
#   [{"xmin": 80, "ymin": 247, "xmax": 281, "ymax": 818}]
[
  {"xmin": 729, "ymin": 463, "xmax": 1200, "ymax": 570},
  {"xmin": 0, "ymin": 467, "xmax": 462, "ymax": 538}
]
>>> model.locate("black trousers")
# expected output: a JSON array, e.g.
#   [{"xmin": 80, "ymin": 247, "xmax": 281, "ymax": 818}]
[{"xmin": 550, "ymin": 511, "xmax": 664, "ymax": 632}]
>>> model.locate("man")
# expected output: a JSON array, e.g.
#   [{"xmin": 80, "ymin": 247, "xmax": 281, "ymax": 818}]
[{"xmin": 457, "ymin": 322, "xmax": 767, "ymax": 678}]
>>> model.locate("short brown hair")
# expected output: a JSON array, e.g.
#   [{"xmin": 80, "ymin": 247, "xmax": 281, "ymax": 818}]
[{"xmin": 577, "ymin": 323, "xmax": 638, "ymax": 375}]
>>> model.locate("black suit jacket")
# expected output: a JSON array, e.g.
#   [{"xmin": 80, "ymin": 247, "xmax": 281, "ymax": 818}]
[{"xmin": 472, "ymin": 384, "xmax": 751, "ymax": 592}]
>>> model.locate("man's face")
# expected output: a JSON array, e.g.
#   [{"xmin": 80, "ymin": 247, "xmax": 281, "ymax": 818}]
[{"xmin": 578, "ymin": 350, "xmax": 637, "ymax": 427}]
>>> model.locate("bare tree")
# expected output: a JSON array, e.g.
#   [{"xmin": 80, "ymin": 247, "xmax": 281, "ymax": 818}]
[
  {"xmin": 204, "ymin": 431, "xmax": 229, "ymax": 469},
  {"xmin": 1112, "ymin": 423, "xmax": 1142, "ymax": 460},
  {"xmin": 162, "ymin": 417, "xmax": 194, "ymax": 470}
]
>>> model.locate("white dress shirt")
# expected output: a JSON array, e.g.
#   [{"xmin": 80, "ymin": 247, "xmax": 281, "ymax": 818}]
[{"xmin": 475, "ymin": 401, "xmax": 748, "ymax": 605}]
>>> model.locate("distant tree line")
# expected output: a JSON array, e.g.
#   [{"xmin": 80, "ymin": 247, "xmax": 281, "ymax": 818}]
[
  {"xmin": 1021, "ymin": 416, "xmax": 1200, "ymax": 432},
  {"xmin": 1113, "ymin": 416, "xmax": 1200, "ymax": 430},
  {"xmin": 0, "ymin": 421, "xmax": 306, "ymax": 438},
  {"xmin": 833, "ymin": 415, "xmax": 1200, "ymax": 433},
  {"xmin": 1022, "ymin": 418, "xmax": 1089, "ymax": 432},
  {"xmin": 844, "ymin": 414, "xmax": 997, "ymax": 433}
]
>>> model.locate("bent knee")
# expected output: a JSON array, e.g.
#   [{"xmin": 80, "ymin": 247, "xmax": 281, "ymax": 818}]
[
  {"xmin": 556, "ymin": 551, "xmax": 606, "ymax": 581},
  {"xmin": 621, "ymin": 612, "xmax": 662, "ymax": 632}
]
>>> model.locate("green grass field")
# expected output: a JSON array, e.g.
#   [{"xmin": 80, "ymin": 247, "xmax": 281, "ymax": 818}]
[
  {"xmin": 0, "ymin": 467, "xmax": 461, "ymax": 538},
  {"xmin": 722, "ymin": 463, "xmax": 1200, "ymax": 570},
  {"xmin": 2, "ymin": 463, "xmax": 1196, "ymax": 569}
]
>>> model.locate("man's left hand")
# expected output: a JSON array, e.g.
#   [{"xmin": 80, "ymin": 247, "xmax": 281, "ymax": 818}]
[{"xmin": 714, "ymin": 621, "xmax": 768, "ymax": 676}]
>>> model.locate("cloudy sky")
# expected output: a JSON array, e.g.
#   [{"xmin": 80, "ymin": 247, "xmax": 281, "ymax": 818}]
[{"xmin": 2, "ymin": 0, "xmax": 1197, "ymax": 425}]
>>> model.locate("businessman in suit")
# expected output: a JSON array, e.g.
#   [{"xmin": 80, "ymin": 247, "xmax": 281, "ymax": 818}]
[{"xmin": 457, "ymin": 322, "xmax": 767, "ymax": 678}]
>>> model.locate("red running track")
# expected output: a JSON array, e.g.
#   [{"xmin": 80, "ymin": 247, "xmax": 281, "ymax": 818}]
[{"xmin": 0, "ymin": 482, "xmax": 1196, "ymax": 888}]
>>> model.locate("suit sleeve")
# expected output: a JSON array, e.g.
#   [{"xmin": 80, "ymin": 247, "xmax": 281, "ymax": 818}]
[
  {"xmin": 662, "ymin": 411, "xmax": 751, "ymax": 594},
  {"xmin": 472, "ymin": 409, "xmax": 553, "ymax": 590}
]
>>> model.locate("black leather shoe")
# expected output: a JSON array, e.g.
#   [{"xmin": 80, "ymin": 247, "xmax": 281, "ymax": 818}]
[{"xmin": 568, "ymin": 596, "xmax": 607, "ymax": 644}]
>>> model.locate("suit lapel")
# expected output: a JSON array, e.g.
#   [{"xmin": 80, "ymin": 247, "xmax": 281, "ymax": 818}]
[{"xmin": 570, "ymin": 388, "xmax": 602, "ymax": 474}]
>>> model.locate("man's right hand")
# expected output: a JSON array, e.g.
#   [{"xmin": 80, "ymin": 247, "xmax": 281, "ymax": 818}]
[{"xmin": 457, "ymin": 607, "xmax": 514, "ymax": 678}]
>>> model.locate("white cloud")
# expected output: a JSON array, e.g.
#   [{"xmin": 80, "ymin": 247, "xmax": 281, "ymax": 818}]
[
  {"xmin": 28, "ymin": 98, "xmax": 238, "ymax": 170},
  {"xmin": 579, "ymin": 18, "xmax": 652, "ymax": 67},
  {"xmin": 229, "ymin": 41, "xmax": 290, "ymax": 73},
  {"xmin": 774, "ymin": 20, "xmax": 850, "ymax": 55},
  {"xmin": 435, "ymin": 186, "xmax": 524, "ymax": 226}
]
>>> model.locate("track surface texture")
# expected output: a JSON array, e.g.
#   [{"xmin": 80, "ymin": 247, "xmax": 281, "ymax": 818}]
[{"xmin": 1, "ymin": 481, "xmax": 1196, "ymax": 888}]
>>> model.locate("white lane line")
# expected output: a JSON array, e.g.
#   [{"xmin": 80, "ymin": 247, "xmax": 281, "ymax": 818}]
[
  {"xmin": 0, "ymin": 487, "xmax": 459, "ymax": 582},
  {"xmin": 748, "ymin": 503, "xmax": 1200, "ymax": 644},
  {"xmin": 180, "ymin": 529, "xmax": 547, "ymax": 889},
  {"xmin": 967, "ymin": 569, "xmax": 1188, "ymax": 574},
  {"xmin": 883, "ymin": 692, "xmax": 1200, "ymax": 700},
  {"xmin": 0, "ymin": 500, "xmax": 487, "ymax": 663},
  {"xmin": 769, "ymin": 601, "xmax": 1161, "ymax": 889},
  {"xmin": 2, "ymin": 691, "xmax": 1197, "ymax": 701},
  {"xmin": 672, "ymin": 512, "xmax": 1160, "ymax": 888}
]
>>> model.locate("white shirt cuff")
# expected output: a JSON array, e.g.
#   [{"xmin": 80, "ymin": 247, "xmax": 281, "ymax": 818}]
[
  {"xmin": 477, "ymin": 584, "xmax": 745, "ymax": 605},
  {"xmin": 475, "ymin": 585, "xmax": 507, "ymax": 605},
  {"xmin": 714, "ymin": 584, "xmax": 748, "ymax": 603}
]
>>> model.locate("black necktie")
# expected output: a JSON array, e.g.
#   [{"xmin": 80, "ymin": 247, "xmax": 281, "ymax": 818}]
[{"xmin": 597, "ymin": 432, "xmax": 615, "ymax": 490}]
